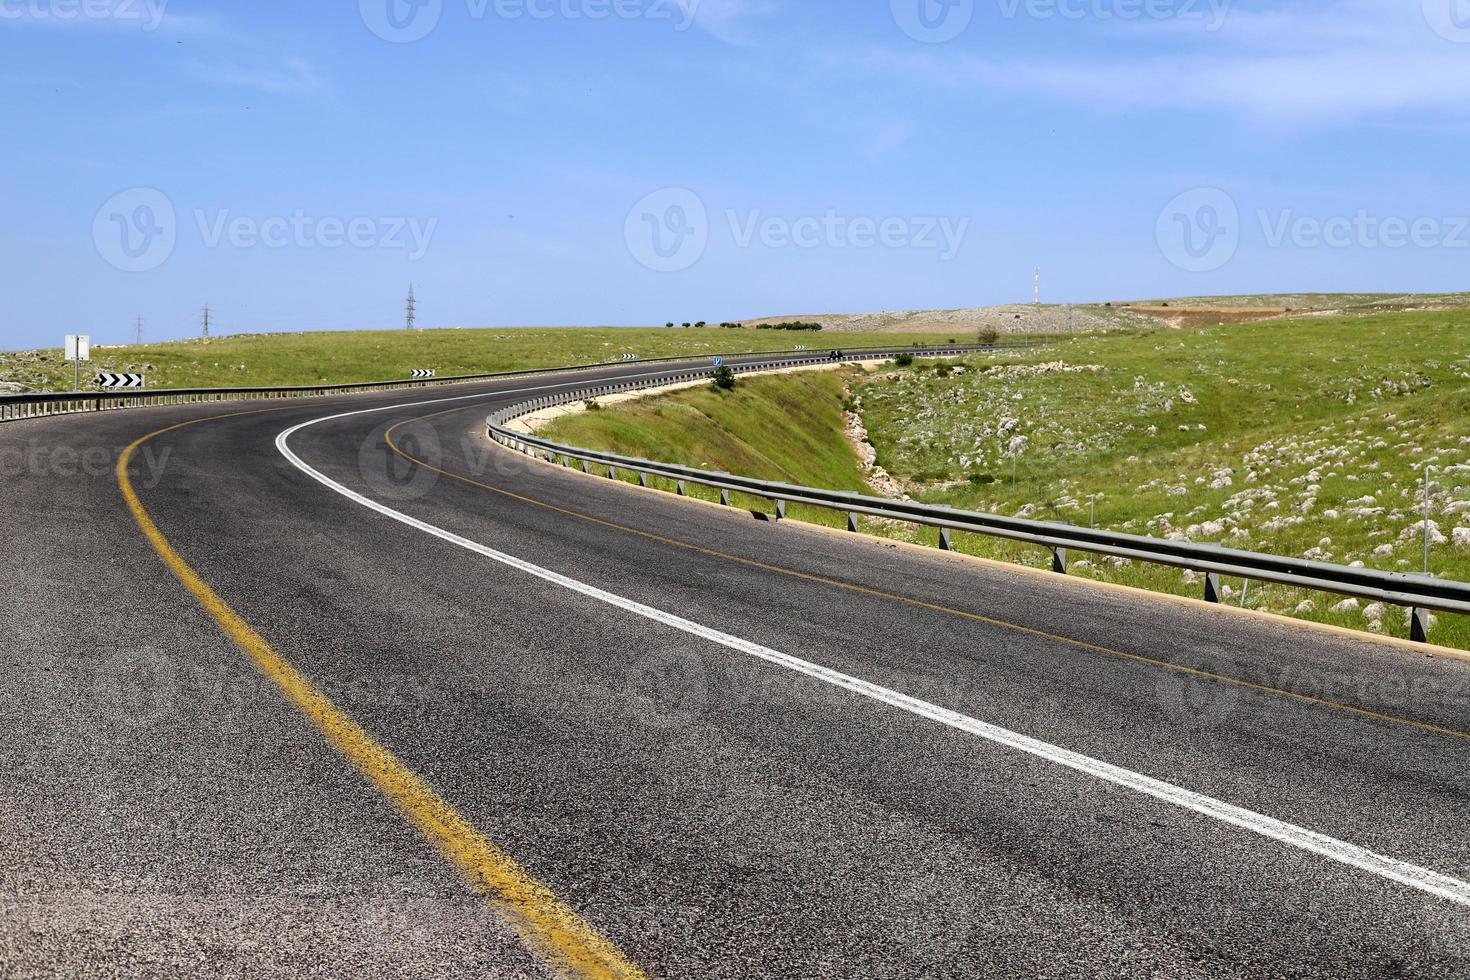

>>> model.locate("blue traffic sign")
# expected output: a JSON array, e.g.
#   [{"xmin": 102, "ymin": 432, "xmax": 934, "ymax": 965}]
[{"xmin": 713, "ymin": 356, "xmax": 724, "ymax": 366}]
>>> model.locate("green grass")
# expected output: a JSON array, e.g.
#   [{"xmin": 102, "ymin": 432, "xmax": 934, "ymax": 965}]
[
  {"xmin": 0, "ymin": 326, "xmax": 970, "ymax": 393},
  {"xmin": 543, "ymin": 370, "xmax": 870, "ymax": 528},
  {"xmin": 542, "ymin": 311, "xmax": 1470, "ymax": 649}
]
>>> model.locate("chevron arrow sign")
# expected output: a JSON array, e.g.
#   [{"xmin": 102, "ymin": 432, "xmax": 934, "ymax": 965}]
[
  {"xmin": 96, "ymin": 372, "xmax": 145, "ymax": 389},
  {"xmin": 619, "ymin": 353, "xmax": 639, "ymax": 361},
  {"xmin": 410, "ymin": 369, "xmax": 436, "ymax": 379}
]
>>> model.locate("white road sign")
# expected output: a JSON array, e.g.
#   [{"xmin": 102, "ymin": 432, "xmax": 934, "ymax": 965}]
[{"xmin": 65, "ymin": 335, "xmax": 91, "ymax": 362}]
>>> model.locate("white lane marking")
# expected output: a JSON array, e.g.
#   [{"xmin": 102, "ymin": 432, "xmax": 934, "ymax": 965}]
[{"xmin": 276, "ymin": 401, "xmax": 1470, "ymax": 909}]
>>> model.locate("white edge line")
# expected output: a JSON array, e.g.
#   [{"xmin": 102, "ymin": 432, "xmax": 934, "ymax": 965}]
[{"xmin": 272, "ymin": 389, "xmax": 1470, "ymax": 910}]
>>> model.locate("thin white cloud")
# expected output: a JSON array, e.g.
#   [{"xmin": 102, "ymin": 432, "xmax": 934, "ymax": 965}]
[
  {"xmin": 183, "ymin": 56, "xmax": 330, "ymax": 98},
  {"xmin": 674, "ymin": 0, "xmax": 774, "ymax": 45},
  {"xmin": 813, "ymin": 1, "xmax": 1470, "ymax": 125}
]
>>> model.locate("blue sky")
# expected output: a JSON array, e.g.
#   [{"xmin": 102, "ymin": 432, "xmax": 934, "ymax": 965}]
[{"xmin": 3, "ymin": 0, "xmax": 1469, "ymax": 347}]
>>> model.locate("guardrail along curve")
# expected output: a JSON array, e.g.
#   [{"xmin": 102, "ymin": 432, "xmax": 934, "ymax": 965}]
[
  {"xmin": 486, "ymin": 349, "xmax": 1466, "ymax": 645},
  {"xmin": 0, "ymin": 342, "xmax": 999, "ymax": 424}
]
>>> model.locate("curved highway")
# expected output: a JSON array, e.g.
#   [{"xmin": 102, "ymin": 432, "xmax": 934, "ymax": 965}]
[{"xmin": 4, "ymin": 357, "xmax": 1470, "ymax": 977}]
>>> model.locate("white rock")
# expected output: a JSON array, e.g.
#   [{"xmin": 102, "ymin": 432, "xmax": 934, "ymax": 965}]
[
  {"xmin": 1373, "ymin": 544, "xmax": 1394, "ymax": 557},
  {"xmin": 1363, "ymin": 602, "xmax": 1387, "ymax": 622},
  {"xmin": 1454, "ymin": 528, "xmax": 1470, "ymax": 550},
  {"xmin": 1400, "ymin": 520, "xmax": 1447, "ymax": 545},
  {"xmin": 1294, "ymin": 600, "xmax": 1316, "ymax": 614},
  {"xmin": 1331, "ymin": 598, "xmax": 1360, "ymax": 613}
]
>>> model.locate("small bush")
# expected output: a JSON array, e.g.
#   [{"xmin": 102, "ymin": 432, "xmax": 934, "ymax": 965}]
[
  {"xmin": 584, "ymin": 399, "xmax": 601, "ymax": 411},
  {"xmin": 977, "ymin": 328, "xmax": 999, "ymax": 346},
  {"xmin": 894, "ymin": 353, "xmax": 914, "ymax": 367},
  {"xmin": 755, "ymin": 321, "xmax": 823, "ymax": 332},
  {"xmin": 711, "ymin": 365, "xmax": 737, "ymax": 390}
]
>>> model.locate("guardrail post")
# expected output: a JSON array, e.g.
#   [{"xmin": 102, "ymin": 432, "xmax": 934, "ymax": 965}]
[
  {"xmin": 608, "ymin": 465, "xmax": 617, "ymax": 480},
  {"xmin": 847, "ymin": 512, "xmax": 858, "ymax": 533},
  {"xmin": 582, "ymin": 460, "xmax": 590, "ymax": 473},
  {"xmin": 939, "ymin": 527, "xmax": 953, "ymax": 551},
  {"xmin": 639, "ymin": 472, "xmax": 649, "ymax": 488},
  {"xmin": 1204, "ymin": 573, "xmax": 1223, "ymax": 603},
  {"xmin": 1052, "ymin": 547, "xmax": 1068, "ymax": 574},
  {"xmin": 1410, "ymin": 607, "xmax": 1431, "ymax": 643},
  {"xmin": 677, "ymin": 480, "xmax": 686, "ymax": 496},
  {"xmin": 720, "ymin": 489, "xmax": 730, "ymax": 506},
  {"xmin": 776, "ymin": 499, "xmax": 786, "ymax": 520}
]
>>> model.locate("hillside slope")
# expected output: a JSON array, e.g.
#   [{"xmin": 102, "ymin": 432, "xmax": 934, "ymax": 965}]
[{"xmin": 544, "ymin": 310, "xmax": 1470, "ymax": 648}]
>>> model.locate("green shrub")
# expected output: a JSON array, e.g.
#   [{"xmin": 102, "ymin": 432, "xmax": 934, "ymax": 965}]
[
  {"xmin": 711, "ymin": 365, "xmax": 737, "ymax": 390},
  {"xmin": 894, "ymin": 353, "xmax": 914, "ymax": 367}
]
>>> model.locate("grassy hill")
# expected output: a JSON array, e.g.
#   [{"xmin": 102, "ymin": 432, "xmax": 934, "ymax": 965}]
[
  {"xmin": 542, "ymin": 309, "xmax": 1470, "ymax": 649},
  {"xmin": 0, "ymin": 326, "xmax": 969, "ymax": 393},
  {"xmin": 736, "ymin": 292, "xmax": 1470, "ymax": 335}
]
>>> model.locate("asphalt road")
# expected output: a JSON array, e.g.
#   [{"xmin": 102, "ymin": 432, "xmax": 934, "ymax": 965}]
[{"xmin": 4, "ymin": 358, "xmax": 1470, "ymax": 978}]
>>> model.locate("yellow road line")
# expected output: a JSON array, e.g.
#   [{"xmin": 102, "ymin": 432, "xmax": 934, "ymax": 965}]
[
  {"xmin": 118, "ymin": 414, "xmax": 646, "ymax": 980},
  {"xmin": 387, "ymin": 406, "xmax": 1470, "ymax": 745}
]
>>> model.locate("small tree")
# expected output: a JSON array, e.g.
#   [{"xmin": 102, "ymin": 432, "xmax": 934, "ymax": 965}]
[
  {"xmin": 894, "ymin": 352, "xmax": 914, "ymax": 367},
  {"xmin": 666, "ymin": 322, "xmax": 675, "ymax": 328},
  {"xmin": 682, "ymin": 322, "xmax": 692, "ymax": 329},
  {"xmin": 695, "ymin": 321, "xmax": 707, "ymax": 329},
  {"xmin": 712, "ymin": 365, "xmax": 736, "ymax": 390}
]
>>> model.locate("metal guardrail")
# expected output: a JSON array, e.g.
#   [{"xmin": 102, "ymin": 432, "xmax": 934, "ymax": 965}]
[
  {"xmin": 0, "ymin": 342, "xmax": 995, "ymax": 425},
  {"xmin": 487, "ymin": 351, "xmax": 1467, "ymax": 644}
]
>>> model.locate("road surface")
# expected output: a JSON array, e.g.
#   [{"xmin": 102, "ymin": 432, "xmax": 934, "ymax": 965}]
[{"xmin": 3, "ymin": 357, "xmax": 1469, "ymax": 977}]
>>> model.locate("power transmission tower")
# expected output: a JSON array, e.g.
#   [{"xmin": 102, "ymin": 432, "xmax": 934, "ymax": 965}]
[
  {"xmin": 134, "ymin": 316, "xmax": 144, "ymax": 345},
  {"xmin": 406, "ymin": 285, "xmax": 417, "ymax": 331},
  {"xmin": 202, "ymin": 305, "xmax": 212, "ymax": 338},
  {"xmin": 1034, "ymin": 268, "xmax": 1040, "ymax": 306}
]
